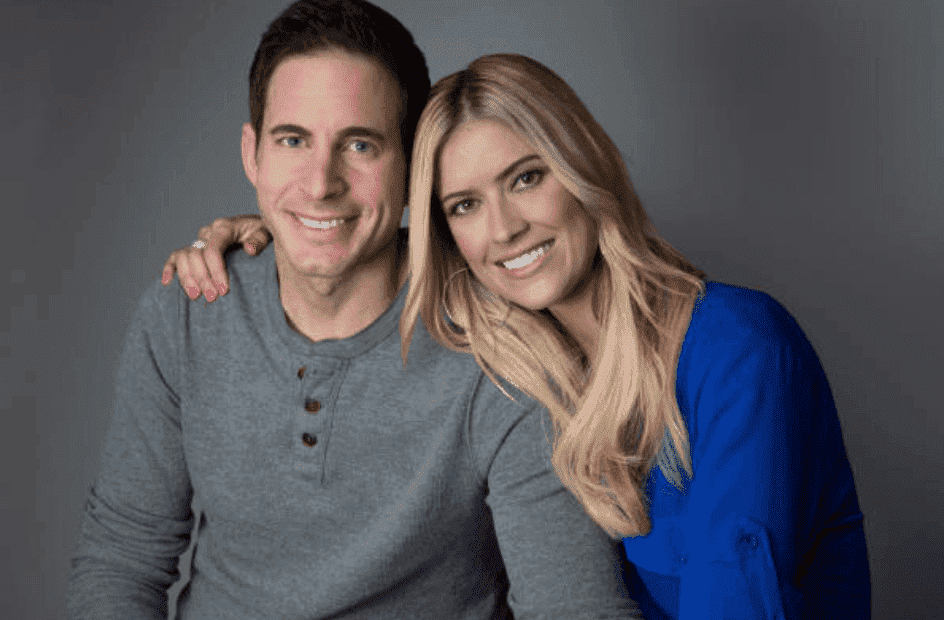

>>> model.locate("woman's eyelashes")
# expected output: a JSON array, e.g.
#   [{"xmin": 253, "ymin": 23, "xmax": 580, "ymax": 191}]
[
  {"xmin": 448, "ymin": 198, "xmax": 474, "ymax": 217},
  {"xmin": 446, "ymin": 168, "xmax": 547, "ymax": 217},
  {"xmin": 512, "ymin": 168, "xmax": 544, "ymax": 191}
]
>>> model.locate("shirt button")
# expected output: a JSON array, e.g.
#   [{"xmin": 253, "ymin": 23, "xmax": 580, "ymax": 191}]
[
  {"xmin": 297, "ymin": 367, "xmax": 306, "ymax": 379},
  {"xmin": 302, "ymin": 433, "xmax": 317, "ymax": 447},
  {"xmin": 304, "ymin": 400, "xmax": 321, "ymax": 414}
]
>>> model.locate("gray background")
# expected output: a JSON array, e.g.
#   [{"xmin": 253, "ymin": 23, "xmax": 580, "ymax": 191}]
[{"xmin": 2, "ymin": 0, "xmax": 942, "ymax": 617}]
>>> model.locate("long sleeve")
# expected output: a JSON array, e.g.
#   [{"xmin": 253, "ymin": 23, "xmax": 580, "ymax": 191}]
[
  {"xmin": 674, "ymin": 285, "xmax": 870, "ymax": 618},
  {"xmin": 623, "ymin": 282, "xmax": 870, "ymax": 619},
  {"xmin": 70, "ymin": 245, "xmax": 642, "ymax": 619},
  {"xmin": 67, "ymin": 283, "xmax": 195, "ymax": 620},
  {"xmin": 473, "ymin": 375, "xmax": 642, "ymax": 619}
]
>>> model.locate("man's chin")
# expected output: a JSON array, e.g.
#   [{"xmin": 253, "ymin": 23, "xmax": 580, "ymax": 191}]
[{"xmin": 272, "ymin": 240, "xmax": 352, "ymax": 279}]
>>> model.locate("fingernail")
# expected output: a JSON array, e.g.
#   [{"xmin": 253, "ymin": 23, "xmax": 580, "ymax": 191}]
[
  {"xmin": 206, "ymin": 289, "xmax": 217, "ymax": 302},
  {"xmin": 217, "ymin": 283, "xmax": 228, "ymax": 295},
  {"xmin": 186, "ymin": 286, "xmax": 199, "ymax": 299}
]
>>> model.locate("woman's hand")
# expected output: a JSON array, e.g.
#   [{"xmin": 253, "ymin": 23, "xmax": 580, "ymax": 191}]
[{"xmin": 161, "ymin": 215, "xmax": 271, "ymax": 302}]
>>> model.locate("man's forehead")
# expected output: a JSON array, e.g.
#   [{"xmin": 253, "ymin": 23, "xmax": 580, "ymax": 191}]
[{"xmin": 264, "ymin": 51, "xmax": 400, "ymax": 130}]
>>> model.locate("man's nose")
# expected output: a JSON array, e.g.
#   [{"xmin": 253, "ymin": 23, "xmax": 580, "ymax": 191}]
[{"xmin": 302, "ymin": 148, "xmax": 347, "ymax": 201}]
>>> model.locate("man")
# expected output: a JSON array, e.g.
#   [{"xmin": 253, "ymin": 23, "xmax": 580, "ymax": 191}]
[{"xmin": 66, "ymin": 1, "xmax": 638, "ymax": 618}]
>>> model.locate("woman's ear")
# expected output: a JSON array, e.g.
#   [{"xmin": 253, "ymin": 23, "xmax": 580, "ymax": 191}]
[{"xmin": 241, "ymin": 122, "xmax": 259, "ymax": 187}]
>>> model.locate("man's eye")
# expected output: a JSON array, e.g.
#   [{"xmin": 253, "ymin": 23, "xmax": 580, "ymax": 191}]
[
  {"xmin": 349, "ymin": 140, "xmax": 374, "ymax": 153},
  {"xmin": 279, "ymin": 136, "xmax": 304, "ymax": 148}
]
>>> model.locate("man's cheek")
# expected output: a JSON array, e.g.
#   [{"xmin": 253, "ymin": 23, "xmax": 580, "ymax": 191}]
[{"xmin": 350, "ymin": 166, "xmax": 390, "ymax": 207}]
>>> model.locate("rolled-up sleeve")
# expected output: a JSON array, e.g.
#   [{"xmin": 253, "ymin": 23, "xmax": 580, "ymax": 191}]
[
  {"xmin": 674, "ymin": 289, "xmax": 870, "ymax": 618},
  {"xmin": 623, "ymin": 285, "xmax": 870, "ymax": 619}
]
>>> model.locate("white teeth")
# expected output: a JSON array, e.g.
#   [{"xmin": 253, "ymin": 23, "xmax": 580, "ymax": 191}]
[
  {"xmin": 501, "ymin": 242, "xmax": 551, "ymax": 270},
  {"xmin": 298, "ymin": 216, "xmax": 344, "ymax": 229}
]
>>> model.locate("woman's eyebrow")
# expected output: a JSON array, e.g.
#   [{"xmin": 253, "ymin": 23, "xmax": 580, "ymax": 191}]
[{"xmin": 440, "ymin": 154, "xmax": 541, "ymax": 205}]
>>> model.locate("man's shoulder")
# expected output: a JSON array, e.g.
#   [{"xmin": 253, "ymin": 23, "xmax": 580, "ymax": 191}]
[
  {"xmin": 131, "ymin": 247, "xmax": 272, "ymax": 337},
  {"xmin": 226, "ymin": 245, "xmax": 273, "ymax": 290}
]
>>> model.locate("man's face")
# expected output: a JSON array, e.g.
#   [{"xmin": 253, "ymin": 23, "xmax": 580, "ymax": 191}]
[{"xmin": 242, "ymin": 50, "xmax": 406, "ymax": 285}]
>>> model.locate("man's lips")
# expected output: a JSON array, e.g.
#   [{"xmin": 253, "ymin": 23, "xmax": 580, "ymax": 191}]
[{"xmin": 291, "ymin": 212, "xmax": 357, "ymax": 230}]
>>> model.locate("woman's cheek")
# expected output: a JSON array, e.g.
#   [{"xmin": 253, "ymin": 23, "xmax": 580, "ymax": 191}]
[{"xmin": 451, "ymin": 228, "xmax": 478, "ymax": 265}]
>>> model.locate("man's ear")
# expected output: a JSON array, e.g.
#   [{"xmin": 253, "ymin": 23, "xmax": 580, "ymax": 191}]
[{"xmin": 241, "ymin": 122, "xmax": 259, "ymax": 186}]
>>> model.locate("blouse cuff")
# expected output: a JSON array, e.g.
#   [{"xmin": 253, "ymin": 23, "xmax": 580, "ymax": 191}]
[{"xmin": 678, "ymin": 517, "xmax": 791, "ymax": 620}]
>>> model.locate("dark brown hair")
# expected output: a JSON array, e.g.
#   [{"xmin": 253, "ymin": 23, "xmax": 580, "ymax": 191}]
[{"xmin": 248, "ymin": 0, "xmax": 430, "ymax": 165}]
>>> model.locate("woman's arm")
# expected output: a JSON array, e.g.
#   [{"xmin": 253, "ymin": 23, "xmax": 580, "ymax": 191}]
[
  {"xmin": 160, "ymin": 214, "xmax": 271, "ymax": 301},
  {"xmin": 675, "ymin": 285, "xmax": 870, "ymax": 618}
]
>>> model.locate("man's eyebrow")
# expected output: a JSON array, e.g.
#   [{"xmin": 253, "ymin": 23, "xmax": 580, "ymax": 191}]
[
  {"xmin": 269, "ymin": 124, "xmax": 312, "ymax": 138},
  {"xmin": 440, "ymin": 154, "xmax": 541, "ymax": 206},
  {"xmin": 337, "ymin": 126, "xmax": 387, "ymax": 145}
]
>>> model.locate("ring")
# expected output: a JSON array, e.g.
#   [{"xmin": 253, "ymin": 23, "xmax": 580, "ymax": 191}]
[{"xmin": 192, "ymin": 240, "xmax": 207, "ymax": 249}]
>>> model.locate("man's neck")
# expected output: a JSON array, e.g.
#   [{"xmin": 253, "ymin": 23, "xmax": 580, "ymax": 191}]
[{"xmin": 277, "ymin": 231, "xmax": 409, "ymax": 343}]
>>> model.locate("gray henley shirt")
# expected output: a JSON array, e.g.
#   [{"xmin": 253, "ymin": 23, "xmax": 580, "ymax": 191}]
[{"xmin": 67, "ymin": 239, "xmax": 639, "ymax": 619}]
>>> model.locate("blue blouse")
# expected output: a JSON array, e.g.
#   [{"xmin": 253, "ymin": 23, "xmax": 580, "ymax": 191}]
[{"xmin": 622, "ymin": 282, "xmax": 870, "ymax": 619}]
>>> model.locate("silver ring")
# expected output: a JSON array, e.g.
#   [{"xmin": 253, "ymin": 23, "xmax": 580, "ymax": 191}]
[{"xmin": 191, "ymin": 239, "xmax": 207, "ymax": 250}]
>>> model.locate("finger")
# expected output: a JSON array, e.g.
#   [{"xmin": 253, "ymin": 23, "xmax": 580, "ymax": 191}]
[
  {"xmin": 207, "ymin": 217, "xmax": 241, "ymax": 251},
  {"xmin": 197, "ymin": 223, "xmax": 215, "ymax": 242},
  {"xmin": 161, "ymin": 259, "xmax": 175, "ymax": 286},
  {"xmin": 205, "ymin": 218, "xmax": 245, "ymax": 294},
  {"xmin": 175, "ymin": 248, "xmax": 214, "ymax": 302},
  {"xmin": 162, "ymin": 245, "xmax": 194, "ymax": 286},
  {"xmin": 188, "ymin": 250, "xmax": 220, "ymax": 302},
  {"xmin": 245, "ymin": 229, "xmax": 272, "ymax": 255},
  {"xmin": 203, "ymin": 244, "xmax": 229, "ymax": 296},
  {"xmin": 231, "ymin": 215, "xmax": 265, "ymax": 252},
  {"xmin": 162, "ymin": 246, "xmax": 203, "ymax": 300}
]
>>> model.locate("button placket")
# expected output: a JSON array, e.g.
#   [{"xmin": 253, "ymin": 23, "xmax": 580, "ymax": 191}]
[
  {"xmin": 293, "ymin": 359, "xmax": 333, "ymax": 458},
  {"xmin": 291, "ymin": 357, "xmax": 347, "ymax": 481},
  {"xmin": 294, "ymin": 361, "xmax": 330, "ymax": 459}
]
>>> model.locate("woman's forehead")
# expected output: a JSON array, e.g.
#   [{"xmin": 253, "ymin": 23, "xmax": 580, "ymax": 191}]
[{"xmin": 437, "ymin": 119, "xmax": 535, "ymax": 192}]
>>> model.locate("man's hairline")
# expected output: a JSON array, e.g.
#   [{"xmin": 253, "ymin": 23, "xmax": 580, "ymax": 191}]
[{"xmin": 254, "ymin": 46, "xmax": 407, "ymax": 153}]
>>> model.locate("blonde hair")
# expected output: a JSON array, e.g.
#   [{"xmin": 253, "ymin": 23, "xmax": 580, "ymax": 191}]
[{"xmin": 400, "ymin": 54, "xmax": 706, "ymax": 538}]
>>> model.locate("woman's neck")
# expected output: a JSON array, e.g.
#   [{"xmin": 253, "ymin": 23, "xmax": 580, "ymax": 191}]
[{"xmin": 547, "ymin": 271, "xmax": 602, "ymax": 364}]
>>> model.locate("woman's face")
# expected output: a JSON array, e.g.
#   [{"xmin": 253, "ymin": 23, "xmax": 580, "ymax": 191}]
[{"xmin": 437, "ymin": 118, "xmax": 599, "ymax": 314}]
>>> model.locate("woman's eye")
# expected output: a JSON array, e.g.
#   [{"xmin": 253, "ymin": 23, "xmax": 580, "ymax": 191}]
[
  {"xmin": 513, "ymin": 169, "xmax": 543, "ymax": 190},
  {"xmin": 449, "ymin": 200, "xmax": 473, "ymax": 216}
]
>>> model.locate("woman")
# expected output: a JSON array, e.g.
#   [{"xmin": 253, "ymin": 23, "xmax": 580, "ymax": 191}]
[{"xmin": 163, "ymin": 54, "xmax": 870, "ymax": 618}]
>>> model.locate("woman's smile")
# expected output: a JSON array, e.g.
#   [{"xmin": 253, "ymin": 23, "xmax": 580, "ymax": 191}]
[{"xmin": 437, "ymin": 118, "xmax": 598, "ymax": 313}]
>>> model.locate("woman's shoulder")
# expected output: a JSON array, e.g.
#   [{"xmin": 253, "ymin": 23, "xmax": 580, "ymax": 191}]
[{"xmin": 686, "ymin": 281, "xmax": 809, "ymax": 353}]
